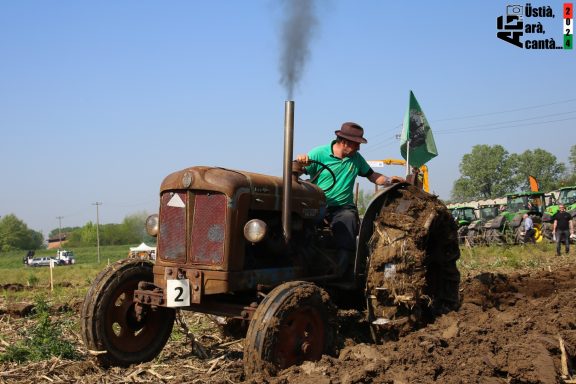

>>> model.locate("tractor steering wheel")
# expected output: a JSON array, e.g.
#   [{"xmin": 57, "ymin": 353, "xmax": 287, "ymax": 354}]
[{"xmin": 303, "ymin": 159, "xmax": 337, "ymax": 193}]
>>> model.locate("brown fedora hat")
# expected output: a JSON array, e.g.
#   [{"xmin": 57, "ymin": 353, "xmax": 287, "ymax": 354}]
[{"xmin": 335, "ymin": 122, "xmax": 368, "ymax": 144}]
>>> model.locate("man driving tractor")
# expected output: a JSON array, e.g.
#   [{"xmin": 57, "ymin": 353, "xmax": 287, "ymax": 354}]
[{"xmin": 296, "ymin": 122, "xmax": 404, "ymax": 276}]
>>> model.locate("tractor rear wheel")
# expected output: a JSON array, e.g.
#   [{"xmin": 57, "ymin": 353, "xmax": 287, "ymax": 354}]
[
  {"xmin": 243, "ymin": 281, "xmax": 337, "ymax": 375},
  {"xmin": 365, "ymin": 185, "xmax": 460, "ymax": 343},
  {"xmin": 81, "ymin": 259, "xmax": 175, "ymax": 367},
  {"xmin": 485, "ymin": 228, "xmax": 506, "ymax": 245},
  {"xmin": 466, "ymin": 228, "xmax": 479, "ymax": 247}
]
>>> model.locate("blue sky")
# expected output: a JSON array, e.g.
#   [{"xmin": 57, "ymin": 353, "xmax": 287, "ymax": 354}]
[{"xmin": 1, "ymin": 1, "xmax": 575, "ymax": 237}]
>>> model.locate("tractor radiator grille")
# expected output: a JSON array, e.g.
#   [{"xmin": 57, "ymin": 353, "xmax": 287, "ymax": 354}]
[
  {"xmin": 189, "ymin": 192, "xmax": 226, "ymax": 265},
  {"xmin": 158, "ymin": 191, "xmax": 188, "ymax": 261}
]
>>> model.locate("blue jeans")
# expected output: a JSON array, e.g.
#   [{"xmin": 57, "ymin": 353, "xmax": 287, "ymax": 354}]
[
  {"xmin": 325, "ymin": 205, "xmax": 359, "ymax": 251},
  {"xmin": 556, "ymin": 230, "xmax": 570, "ymax": 254}
]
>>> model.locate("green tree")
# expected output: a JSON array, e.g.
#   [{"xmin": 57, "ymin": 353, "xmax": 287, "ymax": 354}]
[
  {"xmin": 508, "ymin": 149, "xmax": 565, "ymax": 192},
  {"xmin": 556, "ymin": 144, "xmax": 576, "ymax": 186},
  {"xmin": 0, "ymin": 214, "xmax": 44, "ymax": 251},
  {"xmin": 67, "ymin": 222, "xmax": 97, "ymax": 247},
  {"xmin": 356, "ymin": 189, "xmax": 377, "ymax": 215},
  {"xmin": 47, "ymin": 226, "xmax": 80, "ymax": 240},
  {"xmin": 122, "ymin": 211, "xmax": 155, "ymax": 244},
  {"xmin": 66, "ymin": 212, "xmax": 153, "ymax": 247},
  {"xmin": 568, "ymin": 145, "xmax": 576, "ymax": 173},
  {"xmin": 569, "ymin": 144, "xmax": 576, "ymax": 174},
  {"xmin": 451, "ymin": 145, "xmax": 516, "ymax": 201}
]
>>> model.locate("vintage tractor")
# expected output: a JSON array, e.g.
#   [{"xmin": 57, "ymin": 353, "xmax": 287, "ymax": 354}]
[
  {"xmin": 541, "ymin": 186, "xmax": 576, "ymax": 241},
  {"xmin": 484, "ymin": 192, "xmax": 546, "ymax": 245},
  {"xmin": 81, "ymin": 102, "xmax": 460, "ymax": 375},
  {"xmin": 450, "ymin": 206, "xmax": 477, "ymax": 245},
  {"xmin": 465, "ymin": 203, "xmax": 501, "ymax": 247}
]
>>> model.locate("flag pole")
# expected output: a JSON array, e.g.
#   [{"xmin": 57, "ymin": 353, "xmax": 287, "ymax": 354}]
[{"xmin": 405, "ymin": 140, "xmax": 410, "ymax": 177}]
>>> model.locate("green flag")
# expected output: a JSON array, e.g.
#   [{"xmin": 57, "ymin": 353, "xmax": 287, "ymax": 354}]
[{"xmin": 400, "ymin": 91, "xmax": 438, "ymax": 168}]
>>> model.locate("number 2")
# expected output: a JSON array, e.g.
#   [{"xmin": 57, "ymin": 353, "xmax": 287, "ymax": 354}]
[{"xmin": 174, "ymin": 287, "xmax": 184, "ymax": 302}]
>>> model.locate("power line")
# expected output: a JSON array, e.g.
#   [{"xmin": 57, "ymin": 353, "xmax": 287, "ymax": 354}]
[
  {"xmin": 431, "ymin": 97, "xmax": 576, "ymax": 122},
  {"xmin": 435, "ymin": 110, "xmax": 576, "ymax": 134},
  {"xmin": 369, "ymin": 97, "xmax": 576, "ymax": 141},
  {"xmin": 436, "ymin": 116, "xmax": 576, "ymax": 135}
]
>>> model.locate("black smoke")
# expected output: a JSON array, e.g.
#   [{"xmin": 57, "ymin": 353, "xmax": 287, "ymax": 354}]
[{"xmin": 279, "ymin": 0, "xmax": 318, "ymax": 100}]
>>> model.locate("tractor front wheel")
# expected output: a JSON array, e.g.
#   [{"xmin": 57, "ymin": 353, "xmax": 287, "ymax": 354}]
[
  {"xmin": 81, "ymin": 259, "xmax": 175, "ymax": 367},
  {"xmin": 243, "ymin": 281, "xmax": 337, "ymax": 376}
]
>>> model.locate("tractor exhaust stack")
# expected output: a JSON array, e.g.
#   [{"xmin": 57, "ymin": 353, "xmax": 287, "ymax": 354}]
[{"xmin": 282, "ymin": 100, "xmax": 294, "ymax": 243}]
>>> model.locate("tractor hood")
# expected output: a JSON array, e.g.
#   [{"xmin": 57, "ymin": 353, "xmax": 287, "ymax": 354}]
[{"xmin": 160, "ymin": 166, "xmax": 326, "ymax": 219}]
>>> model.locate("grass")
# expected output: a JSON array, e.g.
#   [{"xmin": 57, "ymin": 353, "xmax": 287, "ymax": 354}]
[
  {"xmin": 0, "ymin": 296, "xmax": 79, "ymax": 363},
  {"xmin": 0, "ymin": 245, "xmax": 129, "ymax": 279},
  {"xmin": 457, "ymin": 240, "xmax": 570, "ymax": 277},
  {"xmin": 0, "ymin": 245, "xmax": 131, "ymax": 305}
]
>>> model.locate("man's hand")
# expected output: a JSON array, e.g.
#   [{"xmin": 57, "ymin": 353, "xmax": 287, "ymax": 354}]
[
  {"xmin": 296, "ymin": 154, "xmax": 310, "ymax": 165},
  {"xmin": 390, "ymin": 176, "xmax": 405, "ymax": 183}
]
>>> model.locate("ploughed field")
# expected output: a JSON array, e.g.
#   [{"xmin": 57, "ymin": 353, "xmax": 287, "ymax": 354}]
[{"xmin": 1, "ymin": 255, "xmax": 575, "ymax": 384}]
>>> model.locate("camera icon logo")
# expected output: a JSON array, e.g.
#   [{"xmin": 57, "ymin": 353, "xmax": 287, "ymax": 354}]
[{"xmin": 507, "ymin": 5, "xmax": 523, "ymax": 16}]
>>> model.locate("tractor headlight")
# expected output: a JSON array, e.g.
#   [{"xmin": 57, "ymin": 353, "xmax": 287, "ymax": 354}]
[
  {"xmin": 243, "ymin": 219, "xmax": 267, "ymax": 243},
  {"xmin": 145, "ymin": 214, "xmax": 159, "ymax": 237}
]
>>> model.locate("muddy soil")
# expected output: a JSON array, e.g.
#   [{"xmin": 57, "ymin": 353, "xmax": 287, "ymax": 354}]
[{"xmin": 1, "ymin": 260, "xmax": 575, "ymax": 383}]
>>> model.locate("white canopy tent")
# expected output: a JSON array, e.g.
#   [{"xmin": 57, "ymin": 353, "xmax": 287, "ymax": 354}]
[
  {"xmin": 129, "ymin": 243, "xmax": 157, "ymax": 260},
  {"xmin": 130, "ymin": 243, "xmax": 156, "ymax": 252}
]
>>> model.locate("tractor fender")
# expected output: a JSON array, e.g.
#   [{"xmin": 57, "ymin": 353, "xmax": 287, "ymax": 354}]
[
  {"xmin": 355, "ymin": 182, "xmax": 409, "ymax": 281},
  {"xmin": 468, "ymin": 220, "xmax": 482, "ymax": 230},
  {"xmin": 487, "ymin": 215, "xmax": 506, "ymax": 229},
  {"xmin": 511, "ymin": 213, "xmax": 523, "ymax": 228}
]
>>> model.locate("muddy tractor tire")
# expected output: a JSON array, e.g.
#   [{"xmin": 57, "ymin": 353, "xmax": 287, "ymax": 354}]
[
  {"xmin": 243, "ymin": 281, "xmax": 337, "ymax": 376},
  {"xmin": 514, "ymin": 227, "xmax": 526, "ymax": 244},
  {"xmin": 485, "ymin": 228, "xmax": 507, "ymax": 245},
  {"xmin": 466, "ymin": 228, "xmax": 483, "ymax": 247},
  {"xmin": 364, "ymin": 185, "xmax": 460, "ymax": 343},
  {"xmin": 81, "ymin": 259, "xmax": 175, "ymax": 367},
  {"xmin": 457, "ymin": 226, "xmax": 468, "ymax": 245},
  {"xmin": 541, "ymin": 222, "xmax": 554, "ymax": 242}
]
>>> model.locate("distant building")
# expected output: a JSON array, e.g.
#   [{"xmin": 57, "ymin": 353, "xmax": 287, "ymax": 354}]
[{"xmin": 47, "ymin": 233, "xmax": 68, "ymax": 249}]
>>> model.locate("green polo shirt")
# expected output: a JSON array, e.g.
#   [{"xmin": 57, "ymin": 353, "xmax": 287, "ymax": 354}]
[{"xmin": 305, "ymin": 141, "xmax": 373, "ymax": 207}]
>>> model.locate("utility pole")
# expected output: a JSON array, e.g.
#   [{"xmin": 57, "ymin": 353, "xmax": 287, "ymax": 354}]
[
  {"xmin": 56, "ymin": 216, "xmax": 63, "ymax": 249},
  {"xmin": 93, "ymin": 202, "xmax": 102, "ymax": 263}
]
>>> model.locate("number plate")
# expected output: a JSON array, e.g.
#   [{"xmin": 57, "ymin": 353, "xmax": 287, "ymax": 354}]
[{"xmin": 166, "ymin": 279, "xmax": 190, "ymax": 307}]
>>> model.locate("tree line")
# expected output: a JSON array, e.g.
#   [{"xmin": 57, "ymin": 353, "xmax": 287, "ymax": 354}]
[
  {"xmin": 0, "ymin": 212, "xmax": 155, "ymax": 252},
  {"xmin": 450, "ymin": 144, "xmax": 576, "ymax": 201}
]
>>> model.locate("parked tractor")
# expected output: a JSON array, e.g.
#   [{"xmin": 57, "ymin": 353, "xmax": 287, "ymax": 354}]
[
  {"xmin": 465, "ymin": 203, "xmax": 501, "ymax": 246},
  {"xmin": 450, "ymin": 206, "xmax": 477, "ymax": 244},
  {"xmin": 541, "ymin": 186, "xmax": 576, "ymax": 241},
  {"xmin": 484, "ymin": 192, "xmax": 546, "ymax": 245},
  {"xmin": 81, "ymin": 102, "xmax": 460, "ymax": 375}
]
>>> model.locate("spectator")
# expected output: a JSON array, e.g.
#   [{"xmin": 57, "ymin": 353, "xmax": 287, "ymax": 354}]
[
  {"xmin": 523, "ymin": 213, "xmax": 535, "ymax": 244},
  {"xmin": 552, "ymin": 204, "xmax": 574, "ymax": 256}
]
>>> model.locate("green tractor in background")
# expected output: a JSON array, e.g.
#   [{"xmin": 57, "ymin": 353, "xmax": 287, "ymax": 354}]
[
  {"xmin": 465, "ymin": 203, "xmax": 502, "ymax": 246},
  {"xmin": 450, "ymin": 206, "xmax": 477, "ymax": 245},
  {"xmin": 484, "ymin": 192, "xmax": 546, "ymax": 245},
  {"xmin": 541, "ymin": 186, "xmax": 576, "ymax": 241}
]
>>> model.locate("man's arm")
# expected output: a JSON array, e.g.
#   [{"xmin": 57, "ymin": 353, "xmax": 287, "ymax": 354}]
[{"xmin": 368, "ymin": 171, "xmax": 404, "ymax": 186}]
